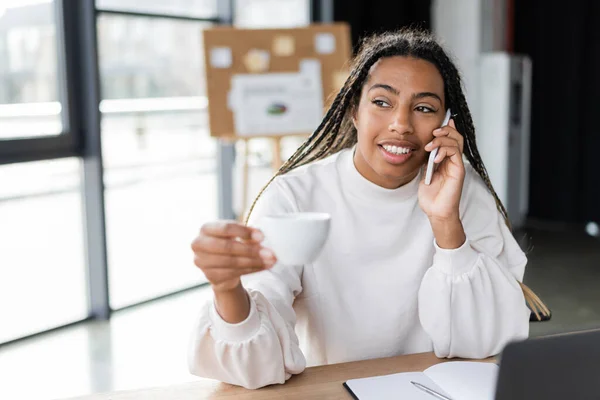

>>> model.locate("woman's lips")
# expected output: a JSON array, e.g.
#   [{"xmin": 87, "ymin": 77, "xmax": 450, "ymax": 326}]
[{"xmin": 378, "ymin": 144, "xmax": 414, "ymax": 164}]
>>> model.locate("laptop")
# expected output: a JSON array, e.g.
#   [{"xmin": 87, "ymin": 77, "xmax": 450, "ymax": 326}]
[{"xmin": 495, "ymin": 328, "xmax": 600, "ymax": 399}]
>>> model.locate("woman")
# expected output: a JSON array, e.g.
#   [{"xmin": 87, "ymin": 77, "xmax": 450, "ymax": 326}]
[{"xmin": 189, "ymin": 28, "xmax": 531, "ymax": 389}]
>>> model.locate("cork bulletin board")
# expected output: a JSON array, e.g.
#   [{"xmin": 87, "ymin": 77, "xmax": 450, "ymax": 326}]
[{"xmin": 202, "ymin": 23, "xmax": 352, "ymax": 139}]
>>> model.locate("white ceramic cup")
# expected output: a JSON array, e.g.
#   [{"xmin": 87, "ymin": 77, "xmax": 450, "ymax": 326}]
[{"xmin": 258, "ymin": 212, "xmax": 331, "ymax": 265}]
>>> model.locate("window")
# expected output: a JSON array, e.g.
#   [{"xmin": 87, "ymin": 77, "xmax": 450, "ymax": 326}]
[
  {"xmin": 97, "ymin": 16, "xmax": 208, "ymax": 99},
  {"xmin": 235, "ymin": 0, "xmax": 310, "ymax": 28},
  {"xmin": 96, "ymin": 0, "xmax": 218, "ymax": 19},
  {"xmin": 97, "ymin": 15, "xmax": 215, "ymax": 309},
  {"xmin": 0, "ymin": 0, "xmax": 65, "ymax": 140},
  {"xmin": 0, "ymin": 158, "xmax": 87, "ymax": 343},
  {"xmin": 0, "ymin": 0, "xmax": 229, "ymax": 342}
]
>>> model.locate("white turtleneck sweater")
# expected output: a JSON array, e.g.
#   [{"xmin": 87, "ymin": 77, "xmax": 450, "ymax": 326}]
[{"xmin": 188, "ymin": 148, "xmax": 530, "ymax": 389}]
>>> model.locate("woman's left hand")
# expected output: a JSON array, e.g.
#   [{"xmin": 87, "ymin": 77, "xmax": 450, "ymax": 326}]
[{"xmin": 418, "ymin": 119, "xmax": 466, "ymax": 222}]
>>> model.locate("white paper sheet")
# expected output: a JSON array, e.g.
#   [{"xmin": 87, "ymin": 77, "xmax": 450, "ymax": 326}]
[
  {"xmin": 315, "ymin": 32, "xmax": 336, "ymax": 54},
  {"xmin": 228, "ymin": 59, "xmax": 324, "ymax": 136},
  {"xmin": 345, "ymin": 372, "xmax": 452, "ymax": 400},
  {"xmin": 424, "ymin": 362, "xmax": 499, "ymax": 400},
  {"xmin": 343, "ymin": 361, "xmax": 498, "ymax": 400},
  {"xmin": 210, "ymin": 47, "xmax": 232, "ymax": 68}
]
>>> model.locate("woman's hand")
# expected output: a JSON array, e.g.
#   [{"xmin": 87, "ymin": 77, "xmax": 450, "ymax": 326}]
[
  {"xmin": 191, "ymin": 221, "xmax": 276, "ymax": 293},
  {"xmin": 418, "ymin": 119, "xmax": 467, "ymax": 249},
  {"xmin": 191, "ymin": 221, "xmax": 277, "ymax": 323}
]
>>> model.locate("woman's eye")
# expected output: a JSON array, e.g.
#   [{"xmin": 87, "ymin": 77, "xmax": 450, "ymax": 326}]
[
  {"xmin": 372, "ymin": 100, "xmax": 391, "ymax": 108},
  {"xmin": 416, "ymin": 106, "xmax": 435, "ymax": 113}
]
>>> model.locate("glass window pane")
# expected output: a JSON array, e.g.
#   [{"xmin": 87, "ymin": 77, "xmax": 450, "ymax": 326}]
[
  {"xmin": 97, "ymin": 16, "xmax": 214, "ymax": 309},
  {"xmin": 0, "ymin": 0, "xmax": 64, "ymax": 140},
  {"xmin": 97, "ymin": 16, "xmax": 208, "ymax": 99},
  {"xmin": 96, "ymin": 0, "xmax": 218, "ymax": 19},
  {"xmin": 235, "ymin": 0, "xmax": 310, "ymax": 28},
  {"xmin": 0, "ymin": 158, "xmax": 87, "ymax": 344},
  {"xmin": 0, "ymin": 329, "xmax": 92, "ymax": 400}
]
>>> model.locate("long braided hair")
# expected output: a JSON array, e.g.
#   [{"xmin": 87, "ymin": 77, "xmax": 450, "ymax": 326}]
[{"xmin": 245, "ymin": 28, "xmax": 509, "ymax": 228}]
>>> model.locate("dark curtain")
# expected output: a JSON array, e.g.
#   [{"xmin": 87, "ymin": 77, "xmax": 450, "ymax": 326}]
[
  {"xmin": 332, "ymin": 0, "xmax": 432, "ymax": 51},
  {"xmin": 515, "ymin": 1, "xmax": 600, "ymax": 223}
]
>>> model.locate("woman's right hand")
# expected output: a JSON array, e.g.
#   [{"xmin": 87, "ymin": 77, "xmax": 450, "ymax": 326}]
[{"xmin": 191, "ymin": 221, "xmax": 277, "ymax": 293}]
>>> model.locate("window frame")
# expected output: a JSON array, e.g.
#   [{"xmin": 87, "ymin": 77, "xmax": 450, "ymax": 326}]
[{"xmin": 0, "ymin": 0, "xmax": 79, "ymax": 165}]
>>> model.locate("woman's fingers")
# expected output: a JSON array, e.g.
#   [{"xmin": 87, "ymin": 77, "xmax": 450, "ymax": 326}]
[
  {"xmin": 431, "ymin": 119, "xmax": 464, "ymax": 152},
  {"xmin": 192, "ymin": 221, "xmax": 278, "ymax": 289},
  {"xmin": 434, "ymin": 145, "xmax": 462, "ymax": 164},
  {"xmin": 195, "ymin": 253, "xmax": 275, "ymax": 270},
  {"xmin": 192, "ymin": 235, "xmax": 262, "ymax": 258},
  {"xmin": 425, "ymin": 136, "xmax": 462, "ymax": 153},
  {"xmin": 200, "ymin": 221, "xmax": 263, "ymax": 242}
]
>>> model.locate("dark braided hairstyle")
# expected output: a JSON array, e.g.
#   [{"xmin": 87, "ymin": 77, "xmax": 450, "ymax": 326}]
[{"xmin": 245, "ymin": 28, "xmax": 510, "ymax": 229}]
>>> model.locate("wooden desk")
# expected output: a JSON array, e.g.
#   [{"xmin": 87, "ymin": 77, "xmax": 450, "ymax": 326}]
[{"xmin": 69, "ymin": 352, "xmax": 494, "ymax": 400}]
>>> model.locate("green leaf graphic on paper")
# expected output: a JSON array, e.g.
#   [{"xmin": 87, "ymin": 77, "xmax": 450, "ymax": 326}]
[{"xmin": 267, "ymin": 103, "xmax": 288, "ymax": 115}]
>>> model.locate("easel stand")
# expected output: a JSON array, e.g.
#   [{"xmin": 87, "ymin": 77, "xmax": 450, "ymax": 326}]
[{"xmin": 237, "ymin": 135, "xmax": 295, "ymax": 223}]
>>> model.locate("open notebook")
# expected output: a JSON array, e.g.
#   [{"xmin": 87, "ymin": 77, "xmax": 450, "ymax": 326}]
[{"xmin": 343, "ymin": 361, "xmax": 499, "ymax": 400}]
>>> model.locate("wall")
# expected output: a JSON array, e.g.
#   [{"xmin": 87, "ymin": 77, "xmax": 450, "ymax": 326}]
[{"xmin": 432, "ymin": 0, "xmax": 507, "ymax": 129}]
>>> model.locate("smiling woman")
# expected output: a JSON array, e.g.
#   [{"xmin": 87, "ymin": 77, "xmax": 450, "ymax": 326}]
[{"xmin": 188, "ymin": 28, "xmax": 548, "ymax": 390}]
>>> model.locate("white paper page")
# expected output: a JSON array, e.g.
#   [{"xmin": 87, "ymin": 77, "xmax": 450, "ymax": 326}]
[
  {"xmin": 210, "ymin": 47, "xmax": 232, "ymax": 68},
  {"xmin": 345, "ymin": 372, "xmax": 453, "ymax": 400},
  {"xmin": 315, "ymin": 32, "xmax": 336, "ymax": 54},
  {"xmin": 228, "ymin": 59, "xmax": 323, "ymax": 136},
  {"xmin": 424, "ymin": 362, "xmax": 499, "ymax": 400}
]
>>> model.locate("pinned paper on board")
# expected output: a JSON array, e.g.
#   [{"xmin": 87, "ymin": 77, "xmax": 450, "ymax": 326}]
[
  {"xmin": 209, "ymin": 47, "xmax": 232, "ymax": 68},
  {"xmin": 273, "ymin": 35, "xmax": 295, "ymax": 56},
  {"xmin": 228, "ymin": 59, "xmax": 324, "ymax": 136},
  {"xmin": 243, "ymin": 49, "xmax": 271, "ymax": 72},
  {"xmin": 315, "ymin": 32, "xmax": 336, "ymax": 54}
]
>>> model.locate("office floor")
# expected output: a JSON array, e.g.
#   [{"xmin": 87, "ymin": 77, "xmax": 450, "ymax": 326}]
[
  {"xmin": 519, "ymin": 226, "xmax": 600, "ymax": 337},
  {"xmin": 0, "ymin": 227, "xmax": 598, "ymax": 400}
]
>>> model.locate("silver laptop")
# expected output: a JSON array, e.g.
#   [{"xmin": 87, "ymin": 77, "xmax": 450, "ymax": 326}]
[{"xmin": 495, "ymin": 329, "xmax": 600, "ymax": 399}]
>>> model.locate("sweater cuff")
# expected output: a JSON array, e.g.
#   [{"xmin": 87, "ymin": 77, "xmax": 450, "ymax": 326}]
[
  {"xmin": 209, "ymin": 291, "xmax": 262, "ymax": 342},
  {"xmin": 433, "ymin": 238, "xmax": 480, "ymax": 276}
]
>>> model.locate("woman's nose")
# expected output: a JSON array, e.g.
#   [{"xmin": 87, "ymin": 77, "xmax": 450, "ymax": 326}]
[{"xmin": 388, "ymin": 109, "xmax": 414, "ymax": 135}]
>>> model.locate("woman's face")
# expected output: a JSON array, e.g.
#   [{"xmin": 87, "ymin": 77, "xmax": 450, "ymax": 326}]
[{"xmin": 353, "ymin": 56, "xmax": 447, "ymax": 189}]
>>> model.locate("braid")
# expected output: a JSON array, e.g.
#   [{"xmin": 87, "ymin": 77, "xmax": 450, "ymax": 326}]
[
  {"xmin": 245, "ymin": 28, "xmax": 511, "ymax": 231},
  {"xmin": 424, "ymin": 48, "xmax": 512, "ymax": 230}
]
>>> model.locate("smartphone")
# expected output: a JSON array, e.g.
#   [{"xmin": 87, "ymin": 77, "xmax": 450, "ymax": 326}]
[{"xmin": 425, "ymin": 109, "xmax": 452, "ymax": 185}]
